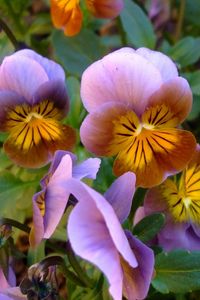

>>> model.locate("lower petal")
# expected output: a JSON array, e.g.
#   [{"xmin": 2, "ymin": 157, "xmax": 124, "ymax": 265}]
[
  {"xmin": 113, "ymin": 129, "xmax": 196, "ymax": 187},
  {"xmin": 4, "ymin": 124, "xmax": 76, "ymax": 168}
]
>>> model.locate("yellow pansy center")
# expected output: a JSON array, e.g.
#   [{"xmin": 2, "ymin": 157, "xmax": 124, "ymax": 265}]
[
  {"xmin": 109, "ymin": 104, "xmax": 178, "ymax": 171},
  {"xmin": 162, "ymin": 162, "xmax": 200, "ymax": 224},
  {"xmin": 5, "ymin": 100, "xmax": 62, "ymax": 152}
]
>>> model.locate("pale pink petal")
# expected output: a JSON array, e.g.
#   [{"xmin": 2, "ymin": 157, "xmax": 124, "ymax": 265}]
[
  {"xmin": 136, "ymin": 47, "xmax": 178, "ymax": 81},
  {"xmin": 0, "ymin": 268, "xmax": 9, "ymax": 289},
  {"xmin": 133, "ymin": 207, "xmax": 146, "ymax": 226},
  {"xmin": 0, "ymin": 56, "xmax": 48, "ymax": 103},
  {"xmin": 81, "ymin": 49, "xmax": 163, "ymax": 115},
  {"xmin": 0, "ymin": 287, "xmax": 26, "ymax": 300},
  {"xmin": 104, "ymin": 172, "xmax": 136, "ymax": 223}
]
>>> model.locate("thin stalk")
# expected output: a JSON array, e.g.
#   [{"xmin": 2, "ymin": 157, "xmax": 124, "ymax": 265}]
[
  {"xmin": 0, "ymin": 218, "xmax": 31, "ymax": 234},
  {"xmin": 0, "ymin": 17, "xmax": 20, "ymax": 50},
  {"xmin": 174, "ymin": 0, "xmax": 185, "ymax": 42}
]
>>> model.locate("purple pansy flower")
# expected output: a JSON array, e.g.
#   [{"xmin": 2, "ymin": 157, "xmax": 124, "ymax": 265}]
[
  {"xmin": 80, "ymin": 47, "xmax": 196, "ymax": 188},
  {"xmin": 0, "ymin": 49, "xmax": 76, "ymax": 168},
  {"xmin": 140, "ymin": 145, "xmax": 200, "ymax": 251},
  {"xmin": 30, "ymin": 150, "xmax": 101, "ymax": 247},
  {"xmin": 64, "ymin": 172, "xmax": 154, "ymax": 300}
]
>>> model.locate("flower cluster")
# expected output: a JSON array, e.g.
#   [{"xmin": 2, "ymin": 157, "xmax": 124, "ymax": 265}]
[{"xmin": 0, "ymin": 45, "xmax": 199, "ymax": 300}]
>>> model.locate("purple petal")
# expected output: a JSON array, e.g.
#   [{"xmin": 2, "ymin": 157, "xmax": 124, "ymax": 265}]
[
  {"xmin": 104, "ymin": 172, "xmax": 136, "ymax": 223},
  {"xmin": 72, "ymin": 158, "xmax": 101, "ymax": 180},
  {"xmin": 0, "ymin": 268, "xmax": 9, "ymax": 289},
  {"xmin": 32, "ymin": 80, "xmax": 69, "ymax": 115},
  {"xmin": 0, "ymin": 91, "xmax": 26, "ymax": 131},
  {"xmin": 81, "ymin": 48, "xmax": 163, "ymax": 115},
  {"xmin": 13, "ymin": 49, "xmax": 65, "ymax": 81},
  {"xmin": 68, "ymin": 199, "xmax": 124, "ymax": 300},
  {"xmin": 40, "ymin": 150, "xmax": 76, "ymax": 189},
  {"xmin": 123, "ymin": 231, "xmax": 154, "ymax": 300},
  {"xmin": 30, "ymin": 191, "xmax": 45, "ymax": 247},
  {"xmin": 43, "ymin": 154, "xmax": 73, "ymax": 238},
  {"xmin": 0, "ymin": 56, "xmax": 48, "ymax": 102},
  {"xmin": 0, "ymin": 287, "xmax": 26, "ymax": 300},
  {"xmin": 66, "ymin": 179, "xmax": 138, "ymax": 267},
  {"xmin": 136, "ymin": 47, "xmax": 178, "ymax": 81}
]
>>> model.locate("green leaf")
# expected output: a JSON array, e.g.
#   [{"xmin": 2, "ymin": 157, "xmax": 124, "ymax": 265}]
[
  {"xmin": 152, "ymin": 250, "xmax": 200, "ymax": 293},
  {"xmin": 132, "ymin": 213, "xmax": 165, "ymax": 243},
  {"xmin": 67, "ymin": 76, "xmax": 85, "ymax": 129},
  {"xmin": 120, "ymin": 0, "xmax": 156, "ymax": 48},
  {"xmin": 52, "ymin": 29, "xmax": 106, "ymax": 77},
  {"xmin": 168, "ymin": 37, "xmax": 200, "ymax": 68},
  {"xmin": 182, "ymin": 71, "xmax": 200, "ymax": 96}
]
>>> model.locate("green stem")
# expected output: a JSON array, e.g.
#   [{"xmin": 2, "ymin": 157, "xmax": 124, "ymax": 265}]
[
  {"xmin": 66, "ymin": 242, "xmax": 93, "ymax": 288},
  {"xmin": 0, "ymin": 17, "xmax": 20, "ymax": 50},
  {"xmin": 174, "ymin": 0, "xmax": 185, "ymax": 42},
  {"xmin": 117, "ymin": 16, "xmax": 128, "ymax": 46},
  {"xmin": 0, "ymin": 218, "xmax": 31, "ymax": 234}
]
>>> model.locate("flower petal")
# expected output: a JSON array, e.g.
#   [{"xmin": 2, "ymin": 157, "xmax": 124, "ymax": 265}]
[
  {"xmin": 147, "ymin": 77, "xmax": 192, "ymax": 124},
  {"xmin": 0, "ymin": 268, "xmax": 9, "ymax": 289},
  {"xmin": 81, "ymin": 49, "xmax": 163, "ymax": 114},
  {"xmin": 29, "ymin": 191, "xmax": 45, "ymax": 247},
  {"xmin": 66, "ymin": 178, "xmax": 138, "ymax": 268},
  {"xmin": 113, "ymin": 128, "xmax": 196, "ymax": 187},
  {"xmin": 0, "ymin": 91, "xmax": 26, "ymax": 131},
  {"xmin": 104, "ymin": 172, "xmax": 136, "ymax": 223},
  {"xmin": 136, "ymin": 47, "xmax": 178, "ymax": 81},
  {"xmin": 30, "ymin": 154, "xmax": 73, "ymax": 247},
  {"xmin": 72, "ymin": 158, "xmax": 101, "ymax": 179},
  {"xmin": 80, "ymin": 102, "xmax": 128, "ymax": 156},
  {"xmin": 51, "ymin": 0, "xmax": 83, "ymax": 36},
  {"xmin": 0, "ymin": 56, "xmax": 48, "ymax": 103},
  {"xmin": 4, "ymin": 124, "xmax": 76, "ymax": 168},
  {"xmin": 68, "ymin": 198, "xmax": 123, "ymax": 300},
  {"xmin": 13, "ymin": 49, "xmax": 65, "ymax": 81},
  {"xmin": 33, "ymin": 80, "xmax": 69, "ymax": 116},
  {"xmin": 43, "ymin": 154, "xmax": 73, "ymax": 238},
  {"xmin": 122, "ymin": 231, "xmax": 154, "ymax": 300},
  {"xmin": 86, "ymin": 0, "xmax": 124, "ymax": 18},
  {"xmin": 0, "ymin": 288, "xmax": 26, "ymax": 300}
]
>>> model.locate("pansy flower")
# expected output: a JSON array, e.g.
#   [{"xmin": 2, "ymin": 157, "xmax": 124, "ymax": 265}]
[
  {"xmin": 0, "ymin": 50, "xmax": 76, "ymax": 168},
  {"xmin": 142, "ymin": 145, "xmax": 200, "ymax": 251},
  {"xmin": 30, "ymin": 150, "xmax": 101, "ymax": 247},
  {"xmin": 51, "ymin": 0, "xmax": 124, "ymax": 36},
  {"xmin": 64, "ymin": 173, "xmax": 154, "ymax": 300},
  {"xmin": 80, "ymin": 47, "xmax": 196, "ymax": 187}
]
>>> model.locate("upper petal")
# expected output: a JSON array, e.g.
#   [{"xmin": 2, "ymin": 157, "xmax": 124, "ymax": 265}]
[
  {"xmin": 86, "ymin": 0, "xmax": 124, "ymax": 18},
  {"xmin": 136, "ymin": 47, "xmax": 178, "ymax": 81},
  {"xmin": 12, "ymin": 49, "xmax": 65, "ymax": 81},
  {"xmin": 0, "ymin": 55, "xmax": 48, "ymax": 103},
  {"xmin": 81, "ymin": 48, "xmax": 163, "ymax": 115},
  {"xmin": 104, "ymin": 172, "xmax": 136, "ymax": 223},
  {"xmin": 72, "ymin": 158, "xmax": 101, "ymax": 180}
]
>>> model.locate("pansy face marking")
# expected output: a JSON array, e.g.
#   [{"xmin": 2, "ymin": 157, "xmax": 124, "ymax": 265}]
[
  {"xmin": 164, "ymin": 160, "xmax": 200, "ymax": 224},
  {"xmin": 5, "ymin": 100, "xmax": 62, "ymax": 152}
]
